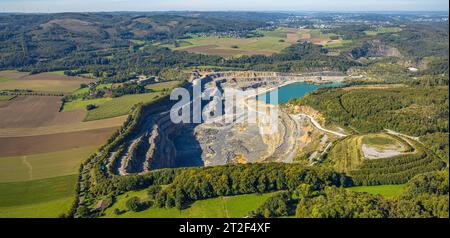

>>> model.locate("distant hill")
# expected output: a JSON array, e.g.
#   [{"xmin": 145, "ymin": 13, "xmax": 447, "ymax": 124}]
[{"xmin": 0, "ymin": 13, "xmax": 266, "ymax": 69}]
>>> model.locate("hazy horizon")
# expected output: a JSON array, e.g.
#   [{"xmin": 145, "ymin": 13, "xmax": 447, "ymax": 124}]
[{"xmin": 0, "ymin": 0, "xmax": 448, "ymax": 13}]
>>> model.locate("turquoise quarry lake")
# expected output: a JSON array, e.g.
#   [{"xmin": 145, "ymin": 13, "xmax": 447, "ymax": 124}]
[{"xmin": 258, "ymin": 81, "xmax": 343, "ymax": 105}]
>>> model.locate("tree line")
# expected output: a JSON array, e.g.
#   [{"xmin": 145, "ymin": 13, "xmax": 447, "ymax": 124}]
[{"xmin": 250, "ymin": 170, "xmax": 448, "ymax": 218}]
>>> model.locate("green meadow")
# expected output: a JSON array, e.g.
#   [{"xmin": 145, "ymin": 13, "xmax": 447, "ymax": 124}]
[
  {"xmin": 0, "ymin": 175, "xmax": 77, "ymax": 218},
  {"xmin": 64, "ymin": 92, "xmax": 164, "ymax": 121},
  {"xmin": 0, "ymin": 146, "xmax": 98, "ymax": 183},
  {"xmin": 72, "ymin": 83, "xmax": 113, "ymax": 96},
  {"xmin": 85, "ymin": 92, "xmax": 164, "ymax": 121},
  {"xmin": 63, "ymin": 97, "xmax": 113, "ymax": 111},
  {"xmin": 0, "ymin": 94, "xmax": 15, "ymax": 101},
  {"xmin": 48, "ymin": 70, "xmax": 67, "ymax": 75},
  {"xmin": 166, "ymin": 29, "xmax": 292, "ymax": 56},
  {"xmin": 0, "ymin": 77, "xmax": 14, "ymax": 83},
  {"xmin": 177, "ymin": 35, "xmax": 289, "ymax": 52},
  {"xmin": 145, "ymin": 81, "xmax": 180, "ymax": 92},
  {"xmin": 103, "ymin": 189, "xmax": 276, "ymax": 218},
  {"xmin": 347, "ymin": 184, "xmax": 406, "ymax": 198}
]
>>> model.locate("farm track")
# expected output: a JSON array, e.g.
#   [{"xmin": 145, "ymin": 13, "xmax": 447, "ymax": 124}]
[{"xmin": 21, "ymin": 157, "xmax": 33, "ymax": 180}]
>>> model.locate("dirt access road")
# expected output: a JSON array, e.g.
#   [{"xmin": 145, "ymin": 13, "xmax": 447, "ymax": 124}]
[{"xmin": 294, "ymin": 113, "xmax": 347, "ymax": 138}]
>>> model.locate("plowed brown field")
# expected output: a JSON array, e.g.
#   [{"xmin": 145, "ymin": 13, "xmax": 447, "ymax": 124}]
[
  {"xmin": 0, "ymin": 96, "xmax": 85, "ymax": 128},
  {"xmin": 0, "ymin": 127, "xmax": 118, "ymax": 157}
]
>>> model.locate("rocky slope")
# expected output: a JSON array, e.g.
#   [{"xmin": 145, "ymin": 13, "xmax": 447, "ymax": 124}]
[{"xmin": 104, "ymin": 70, "xmax": 345, "ymax": 176}]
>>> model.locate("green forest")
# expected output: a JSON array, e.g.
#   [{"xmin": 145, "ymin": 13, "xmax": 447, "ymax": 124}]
[
  {"xmin": 76, "ymin": 162, "xmax": 448, "ymax": 218},
  {"xmin": 291, "ymin": 86, "xmax": 449, "ymax": 137}
]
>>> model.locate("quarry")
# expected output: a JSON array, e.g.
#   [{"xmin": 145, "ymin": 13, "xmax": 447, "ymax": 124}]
[{"xmin": 104, "ymin": 71, "xmax": 347, "ymax": 176}]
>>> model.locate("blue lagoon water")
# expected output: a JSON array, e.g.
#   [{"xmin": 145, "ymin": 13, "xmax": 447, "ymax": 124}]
[{"xmin": 257, "ymin": 81, "xmax": 343, "ymax": 105}]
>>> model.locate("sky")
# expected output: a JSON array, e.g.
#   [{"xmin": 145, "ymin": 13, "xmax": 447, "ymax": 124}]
[{"xmin": 0, "ymin": 0, "xmax": 448, "ymax": 13}]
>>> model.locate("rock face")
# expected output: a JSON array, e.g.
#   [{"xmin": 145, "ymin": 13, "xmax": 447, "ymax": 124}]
[
  {"xmin": 187, "ymin": 101, "xmax": 302, "ymax": 165},
  {"xmin": 203, "ymin": 71, "xmax": 345, "ymax": 91},
  {"xmin": 144, "ymin": 119, "xmax": 178, "ymax": 170},
  {"xmin": 109, "ymin": 110, "xmax": 203, "ymax": 175},
  {"xmin": 368, "ymin": 40, "xmax": 402, "ymax": 57}
]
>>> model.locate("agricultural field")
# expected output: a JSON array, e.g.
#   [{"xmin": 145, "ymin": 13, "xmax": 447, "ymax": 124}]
[
  {"xmin": 0, "ymin": 72, "xmax": 95, "ymax": 93},
  {"xmin": 0, "ymin": 94, "xmax": 15, "ymax": 101},
  {"xmin": 102, "ymin": 189, "xmax": 276, "ymax": 218},
  {"xmin": 0, "ymin": 95, "xmax": 119, "ymax": 217},
  {"xmin": 347, "ymin": 184, "xmax": 406, "ymax": 198},
  {"xmin": 145, "ymin": 81, "xmax": 181, "ymax": 92},
  {"xmin": 0, "ymin": 96, "xmax": 85, "ymax": 128},
  {"xmin": 0, "ymin": 175, "xmax": 77, "ymax": 218},
  {"xmin": 0, "ymin": 146, "xmax": 99, "ymax": 182},
  {"xmin": 84, "ymin": 92, "xmax": 164, "ymax": 121},
  {"xmin": 289, "ymin": 28, "xmax": 351, "ymax": 48},
  {"xmin": 0, "ymin": 70, "xmax": 29, "ymax": 81},
  {"xmin": 169, "ymin": 35, "xmax": 289, "ymax": 57},
  {"xmin": 0, "ymin": 115, "xmax": 126, "ymax": 137},
  {"xmin": 0, "ymin": 77, "xmax": 13, "ymax": 83},
  {"xmin": 0, "ymin": 73, "xmax": 139, "ymax": 217},
  {"xmin": 165, "ymin": 28, "xmax": 350, "ymax": 57},
  {"xmin": 72, "ymin": 83, "xmax": 113, "ymax": 96},
  {"xmin": 63, "ymin": 92, "xmax": 165, "ymax": 121},
  {"xmin": 0, "ymin": 127, "xmax": 117, "ymax": 157},
  {"xmin": 63, "ymin": 97, "xmax": 113, "ymax": 111}
]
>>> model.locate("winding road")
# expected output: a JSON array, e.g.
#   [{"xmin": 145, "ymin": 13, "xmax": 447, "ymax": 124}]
[{"xmin": 294, "ymin": 113, "xmax": 347, "ymax": 137}]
